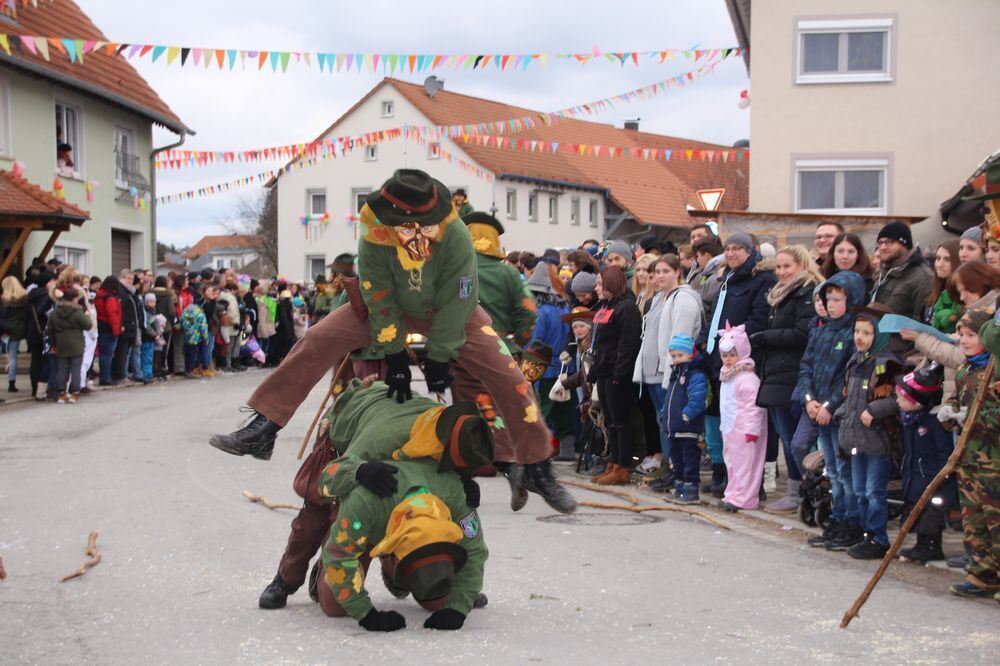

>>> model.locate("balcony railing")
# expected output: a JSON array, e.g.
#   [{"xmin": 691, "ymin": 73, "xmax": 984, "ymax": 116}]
[{"xmin": 115, "ymin": 150, "xmax": 149, "ymax": 197}]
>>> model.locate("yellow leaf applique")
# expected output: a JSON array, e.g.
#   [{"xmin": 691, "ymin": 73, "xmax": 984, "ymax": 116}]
[
  {"xmin": 377, "ymin": 324, "xmax": 398, "ymax": 343},
  {"xmin": 325, "ymin": 566, "xmax": 346, "ymax": 585},
  {"xmin": 481, "ymin": 325, "xmax": 498, "ymax": 337},
  {"xmin": 524, "ymin": 404, "xmax": 538, "ymax": 423},
  {"xmin": 357, "ymin": 536, "xmax": 367, "ymax": 546},
  {"xmin": 508, "ymin": 361, "xmax": 517, "ymax": 369},
  {"xmin": 335, "ymin": 530, "xmax": 348, "ymax": 544},
  {"xmin": 352, "ymin": 569, "xmax": 364, "ymax": 593},
  {"xmin": 362, "ymin": 281, "xmax": 372, "ymax": 290}
]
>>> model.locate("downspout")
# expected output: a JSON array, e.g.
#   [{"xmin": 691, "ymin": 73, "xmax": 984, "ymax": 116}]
[{"xmin": 149, "ymin": 130, "xmax": 190, "ymax": 270}]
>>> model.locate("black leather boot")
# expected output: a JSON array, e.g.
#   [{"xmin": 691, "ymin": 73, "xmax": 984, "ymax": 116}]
[
  {"xmin": 523, "ymin": 459, "xmax": 577, "ymax": 514},
  {"xmin": 710, "ymin": 463, "xmax": 728, "ymax": 498},
  {"xmin": 496, "ymin": 462, "xmax": 529, "ymax": 512},
  {"xmin": 209, "ymin": 411, "xmax": 280, "ymax": 460},
  {"xmin": 259, "ymin": 572, "xmax": 299, "ymax": 609},
  {"xmin": 901, "ymin": 531, "xmax": 945, "ymax": 562}
]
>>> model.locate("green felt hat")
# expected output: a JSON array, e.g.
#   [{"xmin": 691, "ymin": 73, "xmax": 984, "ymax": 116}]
[
  {"xmin": 463, "ymin": 210, "xmax": 505, "ymax": 235},
  {"xmin": 393, "ymin": 542, "xmax": 469, "ymax": 602},
  {"xmin": 520, "ymin": 340, "xmax": 553, "ymax": 366},
  {"xmin": 435, "ymin": 401, "xmax": 495, "ymax": 472},
  {"xmin": 963, "ymin": 162, "xmax": 1000, "ymax": 202},
  {"xmin": 365, "ymin": 169, "xmax": 454, "ymax": 227}
]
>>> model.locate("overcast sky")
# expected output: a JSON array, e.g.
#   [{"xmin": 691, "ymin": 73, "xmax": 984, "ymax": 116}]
[{"xmin": 78, "ymin": 0, "xmax": 749, "ymax": 247}]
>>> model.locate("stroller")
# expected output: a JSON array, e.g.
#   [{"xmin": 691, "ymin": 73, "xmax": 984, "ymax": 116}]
[{"xmin": 798, "ymin": 450, "xmax": 905, "ymax": 528}]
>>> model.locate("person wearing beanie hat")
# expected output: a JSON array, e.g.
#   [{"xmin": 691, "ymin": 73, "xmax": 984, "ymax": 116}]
[
  {"xmin": 937, "ymin": 307, "xmax": 1000, "ymax": 599},
  {"xmin": 831, "ymin": 302, "xmax": 904, "ymax": 559},
  {"xmin": 725, "ymin": 232, "xmax": 755, "ymax": 255},
  {"xmin": 871, "ymin": 220, "xmax": 932, "ymax": 356},
  {"xmin": 570, "ymin": 271, "xmax": 599, "ymax": 307},
  {"xmin": 959, "ymin": 226, "xmax": 986, "ymax": 264},
  {"xmin": 603, "ymin": 239, "xmax": 633, "ymax": 271},
  {"xmin": 657, "ymin": 333, "xmax": 707, "ymax": 502}
]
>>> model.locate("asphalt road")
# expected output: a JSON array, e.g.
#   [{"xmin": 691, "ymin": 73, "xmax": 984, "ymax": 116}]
[{"xmin": 1, "ymin": 370, "xmax": 997, "ymax": 665}]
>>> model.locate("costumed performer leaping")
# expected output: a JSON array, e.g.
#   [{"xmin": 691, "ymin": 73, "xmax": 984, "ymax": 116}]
[
  {"xmin": 209, "ymin": 169, "xmax": 575, "ymax": 514},
  {"xmin": 258, "ymin": 377, "xmax": 492, "ymax": 614}
]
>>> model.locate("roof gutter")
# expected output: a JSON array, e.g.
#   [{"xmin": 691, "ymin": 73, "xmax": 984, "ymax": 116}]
[
  {"xmin": 0, "ymin": 54, "xmax": 193, "ymax": 134},
  {"xmin": 150, "ymin": 130, "xmax": 189, "ymax": 268},
  {"xmin": 497, "ymin": 173, "xmax": 608, "ymax": 195}
]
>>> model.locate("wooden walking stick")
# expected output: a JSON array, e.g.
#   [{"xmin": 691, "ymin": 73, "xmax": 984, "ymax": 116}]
[
  {"xmin": 840, "ymin": 356, "xmax": 996, "ymax": 629},
  {"xmin": 297, "ymin": 355, "xmax": 352, "ymax": 460}
]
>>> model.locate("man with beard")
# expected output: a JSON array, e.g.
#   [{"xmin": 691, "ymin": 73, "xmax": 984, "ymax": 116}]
[
  {"xmin": 869, "ymin": 220, "xmax": 932, "ymax": 356},
  {"xmin": 210, "ymin": 169, "xmax": 575, "ymax": 514}
]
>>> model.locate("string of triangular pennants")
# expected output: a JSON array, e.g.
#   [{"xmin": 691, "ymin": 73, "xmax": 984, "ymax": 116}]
[
  {"xmin": 154, "ymin": 54, "xmax": 732, "ymax": 170},
  {"xmin": 0, "ymin": 29, "xmax": 742, "ymax": 73}
]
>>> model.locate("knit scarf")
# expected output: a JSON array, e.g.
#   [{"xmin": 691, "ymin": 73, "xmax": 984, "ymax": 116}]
[
  {"xmin": 767, "ymin": 271, "xmax": 814, "ymax": 308},
  {"xmin": 720, "ymin": 359, "xmax": 755, "ymax": 382},
  {"xmin": 967, "ymin": 351, "xmax": 991, "ymax": 369},
  {"xmin": 900, "ymin": 409, "xmax": 923, "ymax": 427}
]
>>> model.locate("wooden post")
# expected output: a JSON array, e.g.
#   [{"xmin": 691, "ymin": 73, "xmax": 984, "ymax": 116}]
[
  {"xmin": 38, "ymin": 229, "xmax": 62, "ymax": 263},
  {"xmin": 0, "ymin": 227, "xmax": 32, "ymax": 277}
]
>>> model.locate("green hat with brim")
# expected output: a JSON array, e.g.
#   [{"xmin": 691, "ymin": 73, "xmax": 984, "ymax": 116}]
[
  {"xmin": 435, "ymin": 401, "xmax": 495, "ymax": 472},
  {"xmin": 365, "ymin": 169, "xmax": 454, "ymax": 227},
  {"xmin": 463, "ymin": 211, "xmax": 505, "ymax": 235},
  {"xmin": 520, "ymin": 340, "xmax": 553, "ymax": 366},
  {"xmin": 393, "ymin": 542, "xmax": 468, "ymax": 601},
  {"xmin": 962, "ymin": 162, "xmax": 1000, "ymax": 202}
]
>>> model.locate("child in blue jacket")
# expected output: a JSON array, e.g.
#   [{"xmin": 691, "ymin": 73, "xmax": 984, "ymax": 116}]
[
  {"xmin": 895, "ymin": 362, "xmax": 953, "ymax": 562},
  {"xmin": 658, "ymin": 333, "xmax": 708, "ymax": 504},
  {"xmin": 794, "ymin": 270, "xmax": 866, "ymax": 550}
]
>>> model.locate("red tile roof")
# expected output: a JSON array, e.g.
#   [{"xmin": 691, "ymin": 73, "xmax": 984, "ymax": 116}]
[
  {"xmin": 389, "ymin": 78, "xmax": 748, "ymax": 227},
  {"xmin": 185, "ymin": 234, "xmax": 262, "ymax": 259},
  {"xmin": 0, "ymin": 169, "xmax": 89, "ymax": 221},
  {"xmin": 0, "ymin": 1, "xmax": 187, "ymax": 132}
]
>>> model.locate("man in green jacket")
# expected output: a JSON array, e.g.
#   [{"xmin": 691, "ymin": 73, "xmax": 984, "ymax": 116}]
[
  {"xmin": 45, "ymin": 287, "xmax": 92, "ymax": 401},
  {"xmin": 211, "ymin": 170, "xmax": 575, "ymax": 514}
]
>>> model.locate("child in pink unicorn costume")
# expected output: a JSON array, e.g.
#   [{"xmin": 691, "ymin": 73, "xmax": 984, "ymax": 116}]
[{"xmin": 717, "ymin": 322, "xmax": 768, "ymax": 512}]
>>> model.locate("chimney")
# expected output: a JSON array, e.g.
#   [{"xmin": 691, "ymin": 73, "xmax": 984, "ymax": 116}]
[{"xmin": 624, "ymin": 118, "xmax": 640, "ymax": 131}]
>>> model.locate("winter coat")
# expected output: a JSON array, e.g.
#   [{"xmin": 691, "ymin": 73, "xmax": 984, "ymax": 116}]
[
  {"xmin": 181, "ymin": 303, "xmax": 208, "ymax": 345},
  {"xmin": 141, "ymin": 305, "xmax": 159, "ymax": 342},
  {"xmin": 530, "ymin": 294, "xmax": 570, "ymax": 380},
  {"xmin": 216, "ymin": 291, "xmax": 241, "ymax": 343},
  {"xmin": 589, "ymin": 295, "xmax": 642, "ymax": 381},
  {"xmin": 659, "ymin": 352, "xmax": 709, "ymax": 438},
  {"xmin": 476, "ymin": 253, "xmax": 537, "ymax": 349},
  {"xmin": 699, "ymin": 252, "xmax": 778, "ymax": 380},
  {"xmin": 45, "ymin": 302, "xmax": 92, "ymax": 358},
  {"xmin": 692, "ymin": 254, "xmax": 725, "ymax": 323},
  {"xmin": 24, "ymin": 286, "xmax": 52, "ymax": 348},
  {"xmin": 755, "ymin": 282, "xmax": 816, "ymax": 407},
  {"xmin": 0, "ymin": 299, "xmax": 27, "ymax": 340},
  {"xmin": 794, "ymin": 270, "xmax": 867, "ymax": 411},
  {"xmin": 94, "ymin": 289, "xmax": 122, "ymax": 336},
  {"xmin": 256, "ymin": 295, "xmax": 277, "ymax": 339},
  {"xmin": 927, "ymin": 289, "xmax": 960, "ymax": 334},
  {"xmin": 175, "ymin": 288, "xmax": 193, "ymax": 324},
  {"xmin": 118, "ymin": 282, "xmax": 141, "ymax": 340},
  {"xmin": 153, "ymin": 287, "xmax": 177, "ymax": 328},
  {"xmin": 832, "ymin": 350, "xmax": 902, "ymax": 456},
  {"xmin": 870, "ymin": 247, "xmax": 932, "ymax": 356},
  {"xmin": 275, "ymin": 298, "xmax": 296, "ymax": 342},
  {"xmin": 243, "ymin": 292, "xmax": 259, "ymax": 336},
  {"xmin": 900, "ymin": 410, "xmax": 955, "ymax": 505},
  {"xmin": 633, "ymin": 284, "xmax": 702, "ymax": 385}
]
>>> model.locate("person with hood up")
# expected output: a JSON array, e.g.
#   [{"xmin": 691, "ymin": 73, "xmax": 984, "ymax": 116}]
[
  {"xmin": 657, "ymin": 333, "xmax": 708, "ymax": 502},
  {"xmin": 716, "ymin": 323, "xmax": 767, "ymax": 512},
  {"xmin": 795, "ymin": 270, "xmax": 867, "ymax": 551},
  {"xmin": 833, "ymin": 303, "xmax": 904, "ymax": 559}
]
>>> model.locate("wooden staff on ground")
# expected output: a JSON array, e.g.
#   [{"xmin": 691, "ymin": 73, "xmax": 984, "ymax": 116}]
[
  {"xmin": 840, "ymin": 356, "xmax": 996, "ymax": 629},
  {"xmin": 60, "ymin": 531, "xmax": 101, "ymax": 583},
  {"xmin": 242, "ymin": 490, "xmax": 299, "ymax": 511},
  {"xmin": 561, "ymin": 479, "xmax": 730, "ymax": 530}
]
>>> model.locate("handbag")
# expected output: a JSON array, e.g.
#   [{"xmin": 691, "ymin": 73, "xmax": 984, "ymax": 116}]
[
  {"xmin": 293, "ymin": 420, "xmax": 336, "ymax": 506},
  {"xmin": 548, "ymin": 364, "xmax": 571, "ymax": 403}
]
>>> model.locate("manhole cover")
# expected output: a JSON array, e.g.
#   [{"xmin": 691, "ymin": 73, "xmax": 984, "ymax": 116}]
[{"xmin": 537, "ymin": 512, "xmax": 664, "ymax": 526}]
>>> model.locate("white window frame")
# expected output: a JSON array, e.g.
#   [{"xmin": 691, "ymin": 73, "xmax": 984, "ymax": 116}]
[
  {"xmin": 351, "ymin": 187, "xmax": 371, "ymax": 213},
  {"xmin": 216, "ymin": 257, "xmax": 226, "ymax": 270},
  {"xmin": 306, "ymin": 255, "xmax": 327, "ymax": 283},
  {"xmin": 307, "ymin": 188, "xmax": 327, "ymax": 216},
  {"xmin": 113, "ymin": 124, "xmax": 136, "ymax": 189},
  {"xmin": 528, "ymin": 192, "xmax": 538, "ymax": 223},
  {"xmin": 51, "ymin": 240, "xmax": 91, "ymax": 274},
  {"xmin": 55, "ymin": 99, "xmax": 84, "ymax": 179},
  {"xmin": 570, "ymin": 197, "xmax": 581, "ymax": 226},
  {"xmin": 381, "ymin": 100, "xmax": 395, "ymax": 118},
  {"xmin": 588, "ymin": 199, "xmax": 599, "ymax": 228},
  {"xmin": 364, "ymin": 145, "xmax": 378, "ymax": 162},
  {"xmin": 796, "ymin": 17, "xmax": 894, "ymax": 85},
  {"xmin": 0, "ymin": 75, "xmax": 11, "ymax": 158},
  {"xmin": 548, "ymin": 195, "xmax": 559, "ymax": 225},
  {"xmin": 505, "ymin": 188, "xmax": 517, "ymax": 220},
  {"xmin": 794, "ymin": 157, "xmax": 889, "ymax": 215},
  {"xmin": 427, "ymin": 142, "xmax": 440, "ymax": 160}
]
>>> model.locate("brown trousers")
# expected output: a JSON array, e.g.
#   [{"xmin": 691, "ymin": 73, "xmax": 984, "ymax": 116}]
[{"xmin": 248, "ymin": 304, "xmax": 552, "ymax": 465}]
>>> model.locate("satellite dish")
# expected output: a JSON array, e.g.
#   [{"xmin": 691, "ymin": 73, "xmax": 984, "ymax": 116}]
[{"xmin": 424, "ymin": 76, "xmax": 444, "ymax": 98}]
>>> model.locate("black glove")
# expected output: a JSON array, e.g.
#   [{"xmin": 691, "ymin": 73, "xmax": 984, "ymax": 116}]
[
  {"xmin": 359, "ymin": 608, "xmax": 406, "ymax": 632},
  {"xmin": 356, "ymin": 461, "xmax": 399, "ymax": 498},
  {"xmin": 385, "ymin": 350, "xmax": 412, "ymax": 403},
  {"xmin": 462, "ymin": 477, "xmax": 481, "ymax": 508},
  {"xmin": 423, "ymin": 608, "xmax": 466, "ymax": 630},
  {"xmin": 424, "ymin": 359, "xmax": 453, "ymax": 393}
]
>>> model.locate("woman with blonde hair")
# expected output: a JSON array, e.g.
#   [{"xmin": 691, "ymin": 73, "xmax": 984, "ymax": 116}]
[
  {"xmin": 631, "ymin": 253, "xmax": 659, "ymax": 313},
  {"xmin": 753, "ymin": 245, "xmax": 824, "ymax": 513},
  {"xmin": 1, "ymin": 275, "xmax": 29, "ymax": 392}
]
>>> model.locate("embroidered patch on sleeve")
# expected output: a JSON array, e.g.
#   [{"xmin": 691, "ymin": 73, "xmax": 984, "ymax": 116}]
[
  {"xmin": 459, "ymin": 275, "xmax": 474, "ymax": 300},
  {"xmin": 459, "ymin": 510, "xmax": 482, "ymax": 539}
]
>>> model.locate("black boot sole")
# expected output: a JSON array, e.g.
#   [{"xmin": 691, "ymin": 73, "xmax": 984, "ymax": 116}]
[{"xmin": 209, "ymin": 436, "xmax": 274, "ymax": 461}]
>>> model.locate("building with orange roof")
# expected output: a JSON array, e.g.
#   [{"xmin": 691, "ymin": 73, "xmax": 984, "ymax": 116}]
[
  {"xmin": 272, "ymin": 77, "xmax": 748, "ymax": 283},
  {"xmin": 0, "ymin": 1, "xmax": 190, "ymax": 279}
]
